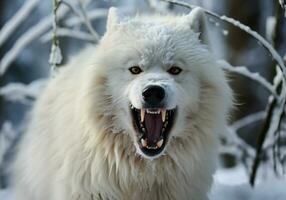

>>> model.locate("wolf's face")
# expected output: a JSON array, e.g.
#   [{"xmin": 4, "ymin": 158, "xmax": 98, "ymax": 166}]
[{"xmin": 94, "ymin": 8, "xmax": 222, "ymax": 159}]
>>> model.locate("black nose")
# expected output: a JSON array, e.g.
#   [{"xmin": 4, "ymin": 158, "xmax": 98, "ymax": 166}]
[{"xmin": 142, "ymin": 85, "xmax": 165, "ymax": 107}]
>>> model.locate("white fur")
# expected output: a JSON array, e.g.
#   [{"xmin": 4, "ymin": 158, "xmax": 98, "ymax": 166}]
[{"xmin": 10, "ymin": 8, "xmax": 233, "ymax": 200}]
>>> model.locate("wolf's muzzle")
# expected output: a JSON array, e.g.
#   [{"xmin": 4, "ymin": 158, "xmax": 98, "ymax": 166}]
[{"xmin": 142, "ymin": 85, "xmax": 165, "ymax": 108}]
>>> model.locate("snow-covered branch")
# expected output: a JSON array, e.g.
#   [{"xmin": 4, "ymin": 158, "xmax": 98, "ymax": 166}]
[
  {"xmin": 218, "ymin": 60, "xmax": 278, "ymax": 99},
  {"xmin": 231, "ymin": 111, "xmax": 265, "ymax": 132},
  {"xmin": 0, "ymin": 4, "xmax": 71, "ymax": 76},
  {"xmin": 77, "ymin": 0, "xmax": 100, "ymax": 42},
  {"xmin": 0, "ymin": 79, "xmax": 47, "ymax": 104},
  {"xmin": 60, "ymin": 0, "xmax": 100, "ymax": 42},
  {"xmin": 65, "ymin": 8, "xmax": 108, "ymax": 27},
  {"xmin": 279, "ymin": 0, "xmax": 286, "ymax": 17},
  {"xmin": 41, "ymin": 28, "xmax": 94, "ymax": 43},
  {"xmin": 0, "ymin": 0, "xmax": 39, "ymax": 47},
  {"xmin": 49, "ymin": 0, "xmax": 63, "ymax": 72}
]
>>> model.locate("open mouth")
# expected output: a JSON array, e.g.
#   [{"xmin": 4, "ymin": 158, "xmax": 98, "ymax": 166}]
[{"xmin": 130, "ymin": 104, "xmax": 177, "ymax": 157}]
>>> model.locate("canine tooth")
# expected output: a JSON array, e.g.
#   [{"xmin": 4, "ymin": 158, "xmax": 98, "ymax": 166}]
[
  {"xmin": 141, "ymin": 138, "xmax": 147, "ymax": 147},
  {"xmin": 157, "ymin": 139, "xmax": 164, "ymax": 148},
  {"xmin": 141, "ymin": 109, "xmax": 145, "ymax": 122},
  {"xmin": 161, "ymin": 109, "xmax": 166, "ymax": 122}
]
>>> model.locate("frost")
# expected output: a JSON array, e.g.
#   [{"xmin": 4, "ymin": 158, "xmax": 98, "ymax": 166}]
[
  {"xmin": 220, "ymin": 15, "xmax": 286, "ymax": 78},
  {"xmin": 266, "ymin": 16, "xmax": 276, "ymax": 41},
  {"xmin": 0, "ymin": 4, "xmax": 71, "ymax": 76},
  {"xmin": 279, "ymin": 0, "xmax": 286, "ymax": 17},
  {"xmin": 222, "ymin": 30, "xmax": 228, "ymax": 36},
  {"xmin": 0, "ymin": 79, "xmax": 47, "ymax": 104},
  {"xmin": 218, "ymin": 60, "xmax": 278, "ymax": 99},
  {"xmin": 0, "ymin": 0, "xmax": 39, "ymax": 47},
  {"xmin": 49, "ymin": 44, "xmax": 63, "ymax": 68}
]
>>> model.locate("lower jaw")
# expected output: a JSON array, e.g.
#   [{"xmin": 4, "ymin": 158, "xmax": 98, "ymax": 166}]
[{"xmin": 138, "ymin": 141, "xmax": 167, "ymax": 157}]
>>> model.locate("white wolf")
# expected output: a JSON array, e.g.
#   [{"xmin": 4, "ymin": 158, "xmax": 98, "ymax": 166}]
[{"xmin": 11, "ymin": 7, "xmax": 232, "ymax": 200}]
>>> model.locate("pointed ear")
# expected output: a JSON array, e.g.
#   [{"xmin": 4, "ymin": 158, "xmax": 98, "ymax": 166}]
[
  {"xmin": 186, "ymin": 7, "xmax": 209, "ymax": 45},
  {"xmin": 106, "ymin": 7, "xmax": 119, "ymax": 31}
]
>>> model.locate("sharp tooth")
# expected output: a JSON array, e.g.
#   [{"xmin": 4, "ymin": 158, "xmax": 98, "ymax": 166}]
[
  {"xmin": 141, "ymin": 109, "xmax": 145, "ymax": 122},
  {"xmin": 141, "ymin": 138, "xmax": 147, "ymax": 147},
  {"xmin": 147, "ymin": 146, "xmax": 157, "ymax": 149},
  {"xmin": 161, "ymin": 109, "xmax": 166, "ymax": 122},
  {"xmin": 157, "ymin": 139, "xmax": 164, "ymax": 148}
]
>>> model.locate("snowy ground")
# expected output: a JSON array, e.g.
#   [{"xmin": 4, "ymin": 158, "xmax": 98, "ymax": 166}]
[
  {"xmin": 210, "ymin": 166, "xmax": 286, "ymax": 200},
  {"xmin": 1, "ymin": 165, "xmax": 285, "ymax": 200}
]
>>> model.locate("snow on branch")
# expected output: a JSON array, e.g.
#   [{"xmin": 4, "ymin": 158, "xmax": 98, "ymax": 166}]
[
  {"xmin": 41, "ymin": 28, "xmax": 94, "ymax": 43},
  {"xmin": 0, "ymin": 0, "xmax": 106, "ymax": 76},
  {"xmin": 0, "ymin": 0, "xmax": 39, "ymax": 48},
  {"xmin": 0, "ymin": 3, "xmax": 71, "ymax": 76},
  {"xmin": 218, "ymin": 60, "xmax": 279, "ymax": 99},
  {"xmin": 49, "ymin": 0, "xmax": 63, "ymax": 72},
  {"xmin": 279, "ymin": 0, "xmax": 286, "ymax": 17},
  {"xmin": 231, "ymin": 111, "xmax": 266, "ymax": 132},
  {"xmin": 0, "ymin": 79, "xmax": 47, "ymax": 104},
  {"xmin": 65, "ymin": 8, "xmax": 108, "ymax": 27},
  {"xmin": 59, "ymin": 0, "xmax": 100, "ymax": 42}
]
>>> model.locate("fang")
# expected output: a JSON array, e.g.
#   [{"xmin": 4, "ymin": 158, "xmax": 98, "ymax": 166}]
[
  {"xmin": 161, "ymin": 109, "xmax": 166, "ymax": 122},
  {"xmin": 157, "ymin": 139, "xmax": 164, "ymax": 148},
  {"xmin": 141, "ymin": 109, "xmax": 145, "ymax": 122},
  {"xmin": 141, "ymin": 138, "xmax": 147, "ymax": 147}
]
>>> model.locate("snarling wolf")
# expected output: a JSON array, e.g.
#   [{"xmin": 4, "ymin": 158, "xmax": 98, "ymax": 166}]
[{"xmin": 11, "ymin": 7, "xmax": 232, "ymax": 200}]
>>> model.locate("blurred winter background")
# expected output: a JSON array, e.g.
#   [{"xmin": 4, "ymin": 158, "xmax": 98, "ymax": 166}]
[{"xmin": 0, "ymin": 0, "xmax": 286, "ymax": 199}]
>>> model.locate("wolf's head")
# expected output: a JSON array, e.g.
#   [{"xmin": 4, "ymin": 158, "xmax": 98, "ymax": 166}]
[{"xmin": 90, "ymin": 8, "xmax": 232, "ymax": 159}]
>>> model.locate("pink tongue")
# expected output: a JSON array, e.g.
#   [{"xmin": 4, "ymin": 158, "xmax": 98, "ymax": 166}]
[{"xmin": 144, "ymin": 113, "xmax": 163, "ymax": 143}]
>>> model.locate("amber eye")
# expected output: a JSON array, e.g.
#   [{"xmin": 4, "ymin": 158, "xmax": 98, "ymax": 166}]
[
  {"xmin": 129, "ymin": 66, "xmax": 143, "ymax": 75},
  {"xmin": 167, "ymin": 66, "xmax": 182, "ymax": 75}
]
